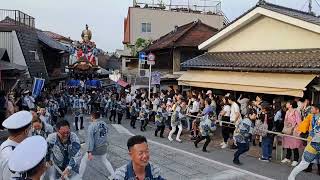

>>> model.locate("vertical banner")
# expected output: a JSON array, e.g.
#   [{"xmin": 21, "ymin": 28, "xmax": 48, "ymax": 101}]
[
  {"xmin": 151, "ymin": 71, "xmax": 161, "ymax": 85},
  {"xmin": 32, "ymin": 77, "xmax": 45, "ymax": 98}
]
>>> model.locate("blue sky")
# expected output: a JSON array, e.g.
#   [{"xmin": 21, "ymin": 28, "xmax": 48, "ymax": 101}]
[{"xmin": 1, "ymin": 0, "xmax": 318, "ymax": 52}]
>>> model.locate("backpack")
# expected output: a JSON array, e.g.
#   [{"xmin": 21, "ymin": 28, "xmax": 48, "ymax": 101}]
[{"xmin": 253, "ymin": 113, "xmax": 268, "ymax": 137}]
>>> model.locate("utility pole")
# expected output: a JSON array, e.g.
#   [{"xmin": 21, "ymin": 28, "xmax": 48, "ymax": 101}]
[{"xmin": 309, "ymin": 0, "xmax": 313, "ymax": 14}]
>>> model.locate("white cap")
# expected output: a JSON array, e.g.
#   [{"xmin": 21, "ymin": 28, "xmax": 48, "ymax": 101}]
[
  {"xmin": 8, "ymin": 136, "xmax": 47, "ymax": 173},
  {"xmin": 206, "ymin": 90, "xmax": 212, "ymax": 95},
  {"xmin": 2, "ymin": 111, "xmax": 32, "ymax": 130}
]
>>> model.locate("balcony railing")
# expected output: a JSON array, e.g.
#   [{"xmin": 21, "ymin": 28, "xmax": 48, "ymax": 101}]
[
  {"xmin": 0, "ymin": 9, "xmax": 35, "ymax": 28},
  {"xmin": 133, "ymin": 0, "xmax": 223, "ymax": 15}
]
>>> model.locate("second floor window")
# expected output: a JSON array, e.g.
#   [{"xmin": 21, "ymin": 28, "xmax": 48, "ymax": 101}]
[{"xmin": 141, "ymin": 23, "xmax": 151, "ymax": 33}]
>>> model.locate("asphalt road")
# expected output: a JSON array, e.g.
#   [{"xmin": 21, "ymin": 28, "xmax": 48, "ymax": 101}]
[{"xmin": 65, "ymin": 114, "xmax": 319, "ymax": 180}]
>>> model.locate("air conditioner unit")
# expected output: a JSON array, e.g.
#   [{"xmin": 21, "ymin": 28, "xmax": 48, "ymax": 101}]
[{"xmin": 139, "ymin": 69, "xmax": 148, "ymax": 77}]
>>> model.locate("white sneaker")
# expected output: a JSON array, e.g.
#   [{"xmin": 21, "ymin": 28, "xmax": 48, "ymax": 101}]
[
  {"xmin": 176, "ymin": 138, "xmax": 182, "ymax": 143},
  {"xmin": 168, "ymin": 137, "xmax": 173, "ymax": 142},
  {"xmin": 220, "ymin": 142, "xmax": 225, "ymax": 146},
  {"xmin": 281, "ymin": 158, "xmax": 291, "ymax": 163},
  {"xmin": 221, "ymin": 144, "xmax": 228, "ymax": 149},
  {"xmin": 291, "ymin": 161, "xmax": 298, "ymax": 167}
]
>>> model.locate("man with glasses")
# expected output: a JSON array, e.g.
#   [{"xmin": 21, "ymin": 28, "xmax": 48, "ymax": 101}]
[
  {"xmin": 46, "ymin": 120, "xmax": 82, "ymax": 180},
  {"xmin": 113, "ymin": 135, "xmax": 164, "ymax": 180}
]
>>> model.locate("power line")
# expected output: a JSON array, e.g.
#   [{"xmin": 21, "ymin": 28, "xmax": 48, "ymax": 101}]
[{"xmin": 301, "ymin": 0, "xmax": 308, "ymax": 11}]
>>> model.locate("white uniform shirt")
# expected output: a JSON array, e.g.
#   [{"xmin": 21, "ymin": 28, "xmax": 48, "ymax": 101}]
[
  {"xmin": 230, "ymin": 102, "xmax": 240, "ymax": 122},
  {"xmin": 0, "ymin": 139, "xmax": 19, "ymax": 180},
  {"xmin": 222, "ymin": 105, "xmax": 231, "ymax": 117},
  {"xmin": 189, "ymin": 100, "xmax": 200, "ymax": 113}
]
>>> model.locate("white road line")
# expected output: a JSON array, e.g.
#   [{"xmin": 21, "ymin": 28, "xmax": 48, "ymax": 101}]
[{"xmin": 112, "ymin": 124, "xmax": 275, "ymax": 180}]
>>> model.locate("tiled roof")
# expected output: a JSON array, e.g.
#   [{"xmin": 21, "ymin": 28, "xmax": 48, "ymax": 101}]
[
  {"xmin": 0, "ymin": 60, "xmax": 27, "ymax": 71},
  {"xmin": 181, "ymin": 49, "xmax": 320, "ymax": 73},
  {"xmin": 15, "ymin": 28, "xmax": 49, "ymax": 78},
  {"xmin": 37, "ymin": 31, "xmax": 68, "ymax": 51},
  {"xmin": 144, "ymin": 20, "xmax": 218, "ymax": 52},
  {"xmin": 259, "ymin": 2, "xmax": 320, "ymax": 26},
  {"xmin": 43, "ymin": 31, "xmax": 73, "ymax": 43}
]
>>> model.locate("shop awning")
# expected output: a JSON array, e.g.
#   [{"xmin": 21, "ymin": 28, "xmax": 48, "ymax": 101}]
[
  {"xmin": 117, "ymin": 79, "xmax": 129, "ymax": 88},
  {"xmin": 178, "ymin": 71, "xmax": 316, "ymax": 97}
]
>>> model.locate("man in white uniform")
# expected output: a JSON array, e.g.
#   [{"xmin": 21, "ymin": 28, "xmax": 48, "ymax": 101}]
[
  {"xmin": 0, "ymin": 111, "xmax": 32, "ymax": 180},
  {"xmin": 8, "ymin": 136, "xmax": 48, "ymax": 180}
]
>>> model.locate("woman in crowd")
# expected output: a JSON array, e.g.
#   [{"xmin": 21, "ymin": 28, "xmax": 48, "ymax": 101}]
[
  {"xmin": 281, "ymin": 100, "xmax": 303, "ymax": 167},
  {"xmin": 258, "ymin": 103, "xmax": 274, "ymax": 162},
  {"xmin": 219, "ymin": 96, "xmax": 231, "ymax": 149},
  {"xmin": 237, "ymin": 94, "xmax": 250, "ymax": 117}
]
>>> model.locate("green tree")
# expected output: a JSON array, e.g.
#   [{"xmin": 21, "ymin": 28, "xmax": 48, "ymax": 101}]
[{"xmin": 127, "ymin": 38, "xmax": 152, "ymax": 56}]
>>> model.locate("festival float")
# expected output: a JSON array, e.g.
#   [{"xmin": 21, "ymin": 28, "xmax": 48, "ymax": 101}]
[
  {"xmin": 66, "ymin": 25, "xmax": 103, "ymax": 91},
  {"xmin": 66, "ymin": 24, "xmax": 100, "ymax": 77}
]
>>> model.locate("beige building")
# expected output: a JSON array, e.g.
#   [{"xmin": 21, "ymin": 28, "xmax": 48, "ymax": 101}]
[
  {"xmin": 180, "ymin": 1, "xmax": 320, "ymax": 102},
  {"xmin": 123, "ymin": 2, "xmax": 225, "ymax": 45}
]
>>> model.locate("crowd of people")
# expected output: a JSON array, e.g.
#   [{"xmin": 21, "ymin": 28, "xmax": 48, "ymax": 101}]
[{"xmin": 0, "ymin": 85, "xmax": 319, "ymax": 179}]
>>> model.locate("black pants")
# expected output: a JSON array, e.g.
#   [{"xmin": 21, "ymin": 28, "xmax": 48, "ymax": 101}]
[
  {"xmin": 194, "ymin": 136, "xmax": 211, "ymax": 151},
  {"xmin": 126, "ymin": 106, "xmax": 130, "ymax": 119},
  {"xmin": 285, "ymin": 148, "xmax": 299, "ymax": 161},
  {"xmin": 117, "ymin": 113, "xmax": 123, "ymax": 124},
  {"xmin": 100, "ymin": 107, "xmax": 105, "ymax": 117},
  {"xmin": 130, "ymin": 116, "xmax": 136, "ymax": 128},
  {"xmin": 140, "ymin": 120, "xmax": 146, "ymax": 131},
  {"xmin": 221, "ymin": 116, "xmax": 231, "ymax": 143},
  {"xmin": 155, "ymin": 125, "xmax": 165, "ymax": 137},
  {"xmin": 143, "ymin": 118, "xmax": 149, "ymax": 129},
  {"xmin": 234, "ymin": 142, "xmax": 250, "ymax": 162},
  {"xmin": 109, "ymin": 110, "xmax": 116, "ymax": 122},
  {"xmin": 75, "ymin": 116, "xmax": 84, "ymax": 130}
]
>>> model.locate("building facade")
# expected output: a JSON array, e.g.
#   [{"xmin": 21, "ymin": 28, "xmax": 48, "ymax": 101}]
[{"xmin": 180, "ymin": 1, "xmax": 320, "ymax": 102}]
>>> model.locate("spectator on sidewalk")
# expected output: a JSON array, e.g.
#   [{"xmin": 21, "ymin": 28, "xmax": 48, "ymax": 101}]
[
  {"xmin": 113, "ymin": 135, "xmax": 164, "ymax": 180},
  {"xmin": 219, "ymin": 96, "xmax": 231, "ymax": 149},
  {"xmin": 258, "ymin": 103, "xmax": 274, "ymax": 162},
  {"xmin": 237, "ymin": 94, "xmax": 250, "ymax": 117},
  {"xmin": 233, "ymin": 109, "xmax": 256, "ymax": 165},
  {"xmin": 228, "ymin": 95, "xmax": 241, "ymax": 149},
  {"xmin": 281, "ymin": 100, "xmax": 303, "ymax": 167}
]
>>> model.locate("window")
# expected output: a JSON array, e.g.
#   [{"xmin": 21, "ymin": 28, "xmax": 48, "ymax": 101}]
[{"xmin": 141, "ymin": 23, "xmax": 151, "ymax": 33}]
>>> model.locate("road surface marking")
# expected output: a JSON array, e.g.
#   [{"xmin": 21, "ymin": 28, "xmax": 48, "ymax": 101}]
[{"xmin": 112, "ymin": 124, "xmax": 275, "ymax": 180}]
